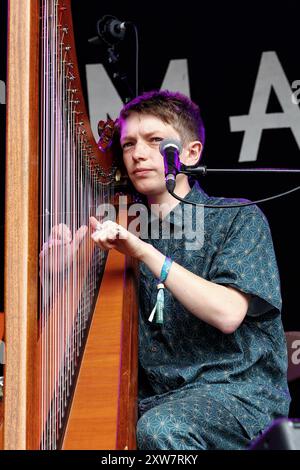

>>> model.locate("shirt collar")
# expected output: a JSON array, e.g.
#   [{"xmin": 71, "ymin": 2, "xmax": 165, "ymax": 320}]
[{"xmin": 147, "ymin": 181, "xmax": 208, "ymax": 228}]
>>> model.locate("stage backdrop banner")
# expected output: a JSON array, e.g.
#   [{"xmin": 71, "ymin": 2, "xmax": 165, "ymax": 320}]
[{"xmin": 71, "ymin": 0, "xmax": 300, "ymax": 333}]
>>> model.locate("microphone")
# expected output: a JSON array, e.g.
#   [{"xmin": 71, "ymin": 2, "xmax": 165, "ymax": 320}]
[
  {"xmin": 97, "ymin": 15, "xmax": 127, "ymax": 45},
  {"xmin": 159, "ymin": 139, "xmax": 183, "ymax": 192}
]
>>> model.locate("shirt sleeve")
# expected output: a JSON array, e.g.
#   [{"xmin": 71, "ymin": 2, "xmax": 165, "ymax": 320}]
[{"xmin": 208, "ymin": 206, "xmax": 282, "ymax": 317}]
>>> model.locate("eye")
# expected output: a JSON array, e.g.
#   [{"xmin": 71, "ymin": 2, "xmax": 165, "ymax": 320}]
[
  {"xmin": 122, "ymin": 142, "xmax": 133, "ymax": 149},
  {"xmin": 151, "ymin": 137, "xmax": 163, "ymax": 143}
]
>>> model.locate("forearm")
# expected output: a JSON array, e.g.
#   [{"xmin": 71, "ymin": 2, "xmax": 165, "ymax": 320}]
[
  {"xmin": 139, "ymin": 243, "xmax": 249, "ymax": 334},
  {"xmin": 89, "ymin": 218, "xmax": 249, "ymax": 332}
]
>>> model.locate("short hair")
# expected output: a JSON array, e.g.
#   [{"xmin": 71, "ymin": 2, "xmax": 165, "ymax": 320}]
[{"xmin": 118, "ymin": 90, "xmax": 205, "ymax": 146}]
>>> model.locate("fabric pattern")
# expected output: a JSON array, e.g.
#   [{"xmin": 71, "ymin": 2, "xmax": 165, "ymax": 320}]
[
  {"xmin": 137, "ymin": 388, "xmax": 251, "ymax": 450},
  {"xmin": 137, "ymin": 182, "xmax": 290, "ymax": 450}
]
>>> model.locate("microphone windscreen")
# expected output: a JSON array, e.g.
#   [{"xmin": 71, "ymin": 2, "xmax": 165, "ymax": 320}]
[{"xmin": 159, "ymin": 139, "xmax": 182, "ymax": 156}]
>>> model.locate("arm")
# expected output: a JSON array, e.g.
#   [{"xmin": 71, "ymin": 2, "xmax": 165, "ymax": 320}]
[
  {"xmin": 140, "ymin": 243, "xmax": 249, "ymax": 334},
  {"xmin": 90, "ymin": 217, "xmax": 250, "ymax": 334}
]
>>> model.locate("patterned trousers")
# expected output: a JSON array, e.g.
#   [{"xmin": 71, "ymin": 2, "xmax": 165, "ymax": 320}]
[{"xmin": 137, "ymin": 390, "xmax": 253, "ymax": 450}]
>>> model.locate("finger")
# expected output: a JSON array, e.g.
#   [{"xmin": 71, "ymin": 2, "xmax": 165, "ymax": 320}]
[
  {"xmin": 97, "ymin": 230, "xmax": 117, "ymax": 244},
  {"xmin": 73, "ymin": 225, "xmax": 88, "ymax": 250},
  {"xmin": 101, "ymin": 221, "xmax": 122, "ymax": 238},
  {"xmin": 91, "ymin": 232, "xmax": 113, "ymax": 251},
  {"xmin": 51, "ymin": 223, "xmax": 72, "ymax": 243},
  {"xmin": 89, "ymin": 216, "xmax": 100, "ymax": 231},
  {"xmin": 116, "ymin": 224, "xmax": 127, "ymax": 240},
  {"xmin": 41, "ymin": 239, "xmax": 64, "ymax": 252},
  {"xmin": 91, "ymin": 231, "xmax": 108, "ymax": 245},
  {"xmin": 103, "ymin": 242, "xmax": 116, "ymax": 250},
  {"xmin": 106, "ymin": 225, "xmax": 119, "ymax": 242},
  {"xmin": 101, "ymin": 220, "xmax": 118, "ymax": 229}
]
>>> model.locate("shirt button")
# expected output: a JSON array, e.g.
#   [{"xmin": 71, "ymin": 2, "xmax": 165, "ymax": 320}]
[
  {"xmin": 148, "ymin": 373, "xmax": 155, "ymax": 380},
  {"xmin": 150, "ymin": 346, "xmax": 158, "ymax": 353}
]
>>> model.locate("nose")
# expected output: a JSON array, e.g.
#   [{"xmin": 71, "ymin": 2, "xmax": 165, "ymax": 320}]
[{"xmin": 131, "ymin": 141, "xmax": 148, "ymax": 162}]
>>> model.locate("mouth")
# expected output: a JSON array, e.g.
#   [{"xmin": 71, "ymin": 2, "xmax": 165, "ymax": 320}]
[{"xmin": 133, "ymin": 168, "xmax": 154, "ymax": 176}]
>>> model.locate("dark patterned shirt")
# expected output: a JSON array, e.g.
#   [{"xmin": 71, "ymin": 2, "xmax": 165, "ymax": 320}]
[{"xmin": 138, "ymin": 182, "xmax": 290, "ymax": 439}]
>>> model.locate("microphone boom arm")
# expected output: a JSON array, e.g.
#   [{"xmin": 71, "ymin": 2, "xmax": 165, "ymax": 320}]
[{"xmin": 180, "ymin": 164, "xmax": 300, "ymax": 176}]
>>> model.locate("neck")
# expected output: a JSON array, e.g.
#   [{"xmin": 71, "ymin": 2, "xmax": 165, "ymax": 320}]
[{"xmin": 147, "ymin": 176, "xmax": 192, "ymax": 218}]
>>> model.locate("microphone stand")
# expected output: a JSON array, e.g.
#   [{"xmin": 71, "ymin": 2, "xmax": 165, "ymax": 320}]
[
  {"xmin": 169, "ymin": 164, "xmax": 300, "ymax": 208},
  {"xmin": 89, "ymin": 16, "xmax": 135, "ymax": 103},
  {"xmin": 88, "ymin": 38, "xmax": 135, "ymax": 103},
  {"xmin": 179, "ymin": 164, "xmax": 300, "ymax": 176}
]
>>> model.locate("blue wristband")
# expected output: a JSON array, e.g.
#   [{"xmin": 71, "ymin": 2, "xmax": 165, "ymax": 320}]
[{"xmin": 159, "ymin": 256, "xmax": 173, "ymax": 283}]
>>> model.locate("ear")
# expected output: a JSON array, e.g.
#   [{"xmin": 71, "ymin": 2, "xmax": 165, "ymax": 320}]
[{"xmin": 181, "ymin": 141, "xmax": 203, "ymax": 166}]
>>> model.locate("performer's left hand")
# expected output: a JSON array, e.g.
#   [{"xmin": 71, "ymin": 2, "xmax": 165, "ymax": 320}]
[
  {"xmin": 39, "ymin": 223, "xmax": 88, "ymax": 276},
  {"xmin": 89, "ymin": 216, "xmax": 147, "ymax": 260}
]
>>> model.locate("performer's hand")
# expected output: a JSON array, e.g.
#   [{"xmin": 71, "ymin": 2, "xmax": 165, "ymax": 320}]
[
  {"xmin": 39, "ymin": 223, "xmax": 88, "ymax": 275},
  {"xmin": 89, "ymin": 216, "xmax": 147, "ymax": 260}
]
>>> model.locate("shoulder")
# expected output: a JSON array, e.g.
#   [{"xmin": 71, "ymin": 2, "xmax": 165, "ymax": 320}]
[
  {"xmin": 191, "ymin": 183, "xmax": 271, "ymax": 232},
  {"xmin": 204, "ymin": 193, "xmax": 268, "ymax": 226}
]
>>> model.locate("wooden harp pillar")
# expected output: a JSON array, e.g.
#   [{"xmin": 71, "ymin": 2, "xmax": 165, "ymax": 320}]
[{"xmin": 3, "ymin": 0, "xmax": 138, "ymax": 450}]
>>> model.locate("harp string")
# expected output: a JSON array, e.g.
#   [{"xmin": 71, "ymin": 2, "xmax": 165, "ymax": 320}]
[{"xmin": 39, "ymin": 0, "xmax": 111, "ymax": 449}]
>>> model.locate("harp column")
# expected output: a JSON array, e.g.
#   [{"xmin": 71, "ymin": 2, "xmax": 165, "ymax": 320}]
[{"xmin": 4, "ymin": 0, "xmax": 40, "ymax": 449}]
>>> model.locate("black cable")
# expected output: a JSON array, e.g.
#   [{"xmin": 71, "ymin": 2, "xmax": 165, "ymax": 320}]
[{"xmin": 168, "ymin": 185, "xmax": 300, "ymax": 208}]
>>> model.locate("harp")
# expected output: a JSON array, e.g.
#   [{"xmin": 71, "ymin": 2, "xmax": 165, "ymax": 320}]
[{"xmin": 2, "ymin": 0, "xmax": 138, "ymax": 449}]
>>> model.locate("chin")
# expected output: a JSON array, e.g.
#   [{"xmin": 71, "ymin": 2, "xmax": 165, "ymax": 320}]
[{"xmin": 132, "ymin": 179, "xmax": 165, "ymax": 196}]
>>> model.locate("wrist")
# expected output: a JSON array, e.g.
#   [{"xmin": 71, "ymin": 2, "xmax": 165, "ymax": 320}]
[
  {"xmin": 137, "ymin": 240, "xmax": 155, "ymax": 263},
  {"xmin": 138, "ymin": 243, "xmax": 168, "ymax": 283}
]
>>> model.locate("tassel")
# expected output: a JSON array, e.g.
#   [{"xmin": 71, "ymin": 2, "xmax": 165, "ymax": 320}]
[
  {"xmin": 148, "ymin": 283, "xmax": 165, "ymax": 324},
  {"xmin": 148, "ymin": 257, "xmax": 173, "ymax": 325}
]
